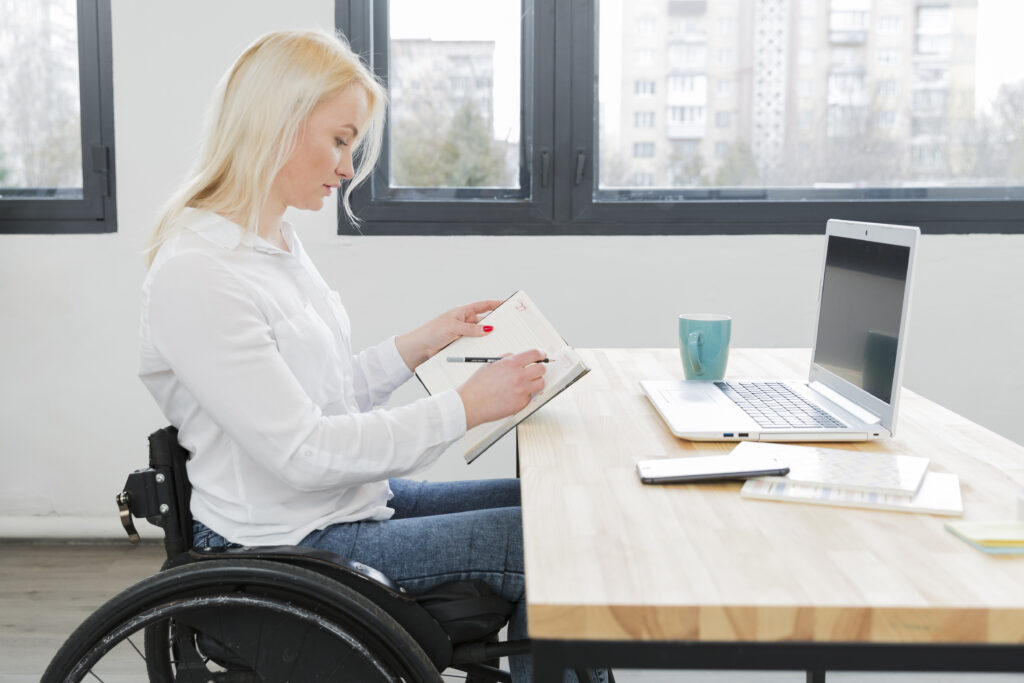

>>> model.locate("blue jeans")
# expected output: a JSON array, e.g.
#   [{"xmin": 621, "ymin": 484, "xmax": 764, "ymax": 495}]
[{"xmin": 193, "ymin": 478, "xmax": 534, "ymax": 680}]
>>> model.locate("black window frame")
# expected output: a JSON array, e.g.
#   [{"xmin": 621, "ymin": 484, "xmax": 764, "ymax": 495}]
[
  {"xmin": 337, "ymin": 0, "xmax": 1024, "ymax": 236},
  {"xmin": 0, "ymin": 0, "xmax": 117, "ymax": 235}
]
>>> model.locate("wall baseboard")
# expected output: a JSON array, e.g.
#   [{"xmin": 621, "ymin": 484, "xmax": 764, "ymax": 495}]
[{"xmin": 0, "ymin": 516, "xmax": 132, "ymax": 540}]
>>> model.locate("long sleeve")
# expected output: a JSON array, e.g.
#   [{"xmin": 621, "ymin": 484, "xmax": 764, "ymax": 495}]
[{"xmin": 146, "ymin": 251, "xmax": 466, "ymax": 494}]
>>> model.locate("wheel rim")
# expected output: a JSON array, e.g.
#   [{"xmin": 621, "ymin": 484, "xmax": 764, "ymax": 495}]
[{"xmin": 63, "ymin": 593, "xmax": 400, "ymax": 683}]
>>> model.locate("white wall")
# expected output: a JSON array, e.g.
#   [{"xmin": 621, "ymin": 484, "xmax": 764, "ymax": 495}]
[{"xmin": 1, "ymin": 0, "xmax": 1022, "ymax": 537}]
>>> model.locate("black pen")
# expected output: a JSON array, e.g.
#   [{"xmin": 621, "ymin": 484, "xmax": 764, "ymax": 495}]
[{"xmin": 446, "ymin": 356, "xmax": 550, "ymax": 363}]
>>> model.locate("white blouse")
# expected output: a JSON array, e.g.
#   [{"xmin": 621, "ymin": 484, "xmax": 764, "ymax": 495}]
[{"xmin": 138, "ymin": 209, "xmax": 467, "ymax": 546}]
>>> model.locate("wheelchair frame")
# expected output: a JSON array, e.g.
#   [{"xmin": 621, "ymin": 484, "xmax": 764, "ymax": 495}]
[{"xmin": 44, "ymin": 426, "xmax": 543, "ymax": 683}]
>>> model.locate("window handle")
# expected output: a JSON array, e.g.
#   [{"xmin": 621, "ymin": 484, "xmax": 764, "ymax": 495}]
[
  {"xmin": 540, "ymin": 149, "xmax": 551, "ymax": 188},
  {"xmin": 574, "ymin": 149, "xmax": 587, "ymax": 186}
]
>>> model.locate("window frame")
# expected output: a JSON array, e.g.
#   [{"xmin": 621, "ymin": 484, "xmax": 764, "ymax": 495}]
[
  {"xmin": 336, "ymin": 0, "xmax": 555, "ymax": 235},
  {"xmin": 338, "ymin": 0, "xmax": 1024, "ymax": 236},
  {"xmin": 0, "ymin": 0, "xmax": 117, "ymax": 235}
]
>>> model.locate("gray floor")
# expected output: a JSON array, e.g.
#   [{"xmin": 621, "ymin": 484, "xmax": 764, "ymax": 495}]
[{"xmin": 3, "ymin": 541, "xmax": 1021, "ymax": 683}]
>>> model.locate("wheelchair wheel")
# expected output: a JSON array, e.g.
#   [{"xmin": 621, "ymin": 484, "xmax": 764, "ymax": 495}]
[{"xmin": 43, "ymin": 559, "xmax": 442, "ymax": 683}]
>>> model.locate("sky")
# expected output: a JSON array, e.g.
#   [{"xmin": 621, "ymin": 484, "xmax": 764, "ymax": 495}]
[{"xmin": 975, "ymin": 0, "xmax": 1024, "ymax": 111}]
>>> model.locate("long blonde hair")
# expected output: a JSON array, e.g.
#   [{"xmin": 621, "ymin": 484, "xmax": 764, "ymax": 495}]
[{"xmin": 146, "ymin": 29, "xmax": 386, "ymax": 265}]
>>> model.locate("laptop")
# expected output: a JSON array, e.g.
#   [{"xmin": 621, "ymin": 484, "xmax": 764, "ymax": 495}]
[{"xmin": 641, "ymin": 219, "xmax": 919, "ymax": 442}]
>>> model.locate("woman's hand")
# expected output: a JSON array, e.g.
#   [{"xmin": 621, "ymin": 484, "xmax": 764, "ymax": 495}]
[
  {"xmin": 395, "ymin": 299, "xmax": 503, "ymax": 370},
  {"xmin": 457, "ymin": 349, "xmax": 547, "ymax": 430}
]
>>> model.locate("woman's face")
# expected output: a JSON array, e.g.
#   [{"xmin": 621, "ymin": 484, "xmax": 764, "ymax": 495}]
[{"xmin": 271, "ymin": 85, "xmax": 370, "ymax": 213}]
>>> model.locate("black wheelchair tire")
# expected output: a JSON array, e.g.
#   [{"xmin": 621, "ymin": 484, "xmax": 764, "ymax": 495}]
[{"xmin": 42, "ymin": 558, "xmax": 443, "ymax": 683}]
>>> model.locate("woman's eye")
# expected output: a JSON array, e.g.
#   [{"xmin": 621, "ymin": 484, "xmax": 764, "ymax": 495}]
[{"xmin": 335, "ymin": 137, "xmax": 348, "ymax": 147}]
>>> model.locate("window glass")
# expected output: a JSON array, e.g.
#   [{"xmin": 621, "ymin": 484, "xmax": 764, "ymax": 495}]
[
  {"xmin": 597, "ymin": 0, "xmax": 1024, "ymax": 193},
  {"xmin": 0, "ymin": 0, "xmax": 82, "ymax": 198},
  {"xmin": 387, "ymin": 0, "xmax": 521, "ymax": 189}
]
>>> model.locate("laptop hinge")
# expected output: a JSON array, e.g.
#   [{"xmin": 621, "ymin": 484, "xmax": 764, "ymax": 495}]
[{"xmin": 808, "ymin": 381, "xmax": 881, "ymax": 425}]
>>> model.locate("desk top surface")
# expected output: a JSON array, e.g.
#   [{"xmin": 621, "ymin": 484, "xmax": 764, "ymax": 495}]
[{"xmin": 518, "ymin": 348, "xmax": 1024, "ymax": 644}]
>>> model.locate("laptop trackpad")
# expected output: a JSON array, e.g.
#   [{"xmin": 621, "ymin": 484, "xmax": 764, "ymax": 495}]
[{"xmin": 655, "ymin": 381, "xmax": 753, "ymax": 430}]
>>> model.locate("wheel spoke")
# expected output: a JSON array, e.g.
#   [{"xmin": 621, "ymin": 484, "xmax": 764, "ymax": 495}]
[{"xmin": 126, "ymin": 635, "xmax": 146, "ymax": 662}]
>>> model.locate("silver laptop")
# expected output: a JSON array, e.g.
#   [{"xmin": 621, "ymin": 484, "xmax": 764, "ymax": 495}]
[{"xmin": 642, "ymin": 219, "xmax": 919, "ymax": 442}]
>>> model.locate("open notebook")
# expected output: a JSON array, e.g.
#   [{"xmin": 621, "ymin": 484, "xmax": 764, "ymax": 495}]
[{"xmin": 415, "ymin": 291, "xmax": 590, "ymax": 463}]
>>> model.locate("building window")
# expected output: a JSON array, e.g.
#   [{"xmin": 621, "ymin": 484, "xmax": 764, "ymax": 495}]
[
  {"xmin": 667, "ymin": 44, "xmax": 706, "ymax": 69},
  {"xmin": 667, "ymin": 75, "xmax": 705, "ymax": 94},
  {"xmin": 632, "ymin": 171, "xmax": 655, "ymax": 187},
  {"xmin": 634, "ymin": 80, "xmax": 656, "ymax": 95},
  {"xmin": 715, "ymin": 111, "xmax": 732, "ymax": 128},
  {"xmin": 633, "ymin": 142, "xmax": 655, "ymax": 158},
  {"xmin": 878, "ymin": 15, "xmax": 902, "ymax": 34},
  {"xmin": 634, "ymin": 48, "xmax": 655, "ymax": 66},
  {"xmin": 0, "ymin": 0, "xmax": 116, "ymax": 234},
  {"xmin": 634, "ymin": 17, "xmax": 656, "ymax": 34},
  {"xmin": 634, "ymin": 111, "xmax": 655, "ymax": 128},
  {"xmin": 668, "ymin": 106, "xmax": 705, "ymax": 124},
  {"xmin": 877, "ymin": 79, "xmax": 900, "ymax": 98},
  {"xmin": 876, "ymin": 49, "xmax": 901, "ymax": 66}
]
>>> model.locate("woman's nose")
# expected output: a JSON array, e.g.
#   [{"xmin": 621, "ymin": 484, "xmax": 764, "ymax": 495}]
[{"xmin": 336, "ymin": 151, "xmax": 354, "ymax": 180}]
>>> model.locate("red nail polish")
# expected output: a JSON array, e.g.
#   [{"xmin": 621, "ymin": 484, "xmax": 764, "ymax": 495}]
[{"xmin": 483, "ymin": 325, "xmax": 494, "ymax": 332}]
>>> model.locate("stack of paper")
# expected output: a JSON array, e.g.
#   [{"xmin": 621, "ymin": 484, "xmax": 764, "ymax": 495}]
[
  {"xmin": 736, "ymin": 441, "xmax": 963, "ymax": 516},
  {"xmin": 944, "ymin": 521, "xmax": 1024, "ymax": 554}
]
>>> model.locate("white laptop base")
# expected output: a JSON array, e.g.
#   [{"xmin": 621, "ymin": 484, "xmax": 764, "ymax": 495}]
[{"xmin": 640, "ymin": 378, "xmax": 889, "ymax": 442}]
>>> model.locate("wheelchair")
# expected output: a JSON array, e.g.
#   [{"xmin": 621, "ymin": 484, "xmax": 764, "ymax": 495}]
[{"xmin": 43, "ymin": 427, "xmax": 610, "ymax": 682}]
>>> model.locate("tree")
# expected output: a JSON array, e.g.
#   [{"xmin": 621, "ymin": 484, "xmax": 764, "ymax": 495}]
[
  {"xmin": 391, "ymin": 100, "xmax": 508, "ymax": 188},
  {"xmin": 713, "ymin": 141, "xmax": 759, "ymax": 186}
]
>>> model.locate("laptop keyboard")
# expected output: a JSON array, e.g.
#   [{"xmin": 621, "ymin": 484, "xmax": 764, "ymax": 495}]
[{"xmin": 714, "ymin": 381, "xmax": 846, "ymax": 429}]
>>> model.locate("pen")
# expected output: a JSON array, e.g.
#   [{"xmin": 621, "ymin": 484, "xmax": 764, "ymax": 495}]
[{"xmin": 446, "ymin": 356, "xmax": 550, "ymax": 363}]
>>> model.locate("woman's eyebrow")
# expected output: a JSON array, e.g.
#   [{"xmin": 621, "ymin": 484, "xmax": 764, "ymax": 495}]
[{"xmin": 337, "ymin": 123, "xmax": 359, "ymax": 137}]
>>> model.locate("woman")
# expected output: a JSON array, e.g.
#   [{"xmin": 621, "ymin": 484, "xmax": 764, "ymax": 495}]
[{"xmin": 138, "ymin": 29, "xmax": 546, "ymax": 680}]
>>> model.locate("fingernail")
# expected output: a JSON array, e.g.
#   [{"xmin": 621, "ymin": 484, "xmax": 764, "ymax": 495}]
[{"xmin": 482, "ymin": 325, "xmax": 494, "ymax": 333}]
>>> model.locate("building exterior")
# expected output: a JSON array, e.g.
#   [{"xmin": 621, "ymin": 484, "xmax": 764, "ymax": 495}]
[{"xmin": 609, "ymin": 0, "xmax": 978, "ymax": 189}]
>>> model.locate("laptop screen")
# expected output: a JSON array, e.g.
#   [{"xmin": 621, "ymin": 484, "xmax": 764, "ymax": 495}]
[{"xmin": 812, "ymin": 235, "xmax": 911, "ymax": 404}]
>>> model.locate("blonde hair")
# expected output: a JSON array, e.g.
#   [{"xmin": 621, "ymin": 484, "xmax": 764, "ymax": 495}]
[{"xmin": 146, "ymin": 29, "xmax": 386, "ymax": 265}]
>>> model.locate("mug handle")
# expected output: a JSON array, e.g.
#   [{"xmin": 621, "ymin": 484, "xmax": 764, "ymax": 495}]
[{"xmin": 688, "ymin": 331, "xmax": 704, "ymax": 376}]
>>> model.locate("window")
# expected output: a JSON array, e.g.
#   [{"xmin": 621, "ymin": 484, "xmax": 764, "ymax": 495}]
[
  {"xmin": 634, "ymin": 48, "xmax": 655, "ymax": 66},
  {"xmin": 878, "ymin": 15, "xmax": 902, "ymax": 35},
  {"xmin": 633, "ymin": 142, "xmax": 655, "ymax": 158},
  {"xmin": 634, "ymin": 111, "xmax": 655, "ymax": 128},
  {"xmin": 876, "ymin": 49, "xmax": 901, "ymax": 66},
  {"xmin": 0, "ymin": 0, "xmax": 116, "ymax": 234},
  {"xmin": 632, "ymin": 172, "xmax": 655, "ymax": 187},
  {"xmin": 634, "ymin": 80, "xmax": 656, "ymax": 95},
  {"xmin": 634, "ymin": 17, "xmax": 656, "ymax": 34},
  {"xmin": 667, "ymin": 75, "xmax": 705, "ymax": 94},
  {"xmin": 337, "ymin": 0, "xmax": 1024, "ymax": 235}
]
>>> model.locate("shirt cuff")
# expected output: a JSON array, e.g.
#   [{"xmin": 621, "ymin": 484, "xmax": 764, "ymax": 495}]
[
  {"xmin": 379, "ymin": 335, "xmax": 415, "ymax": 385},
  {"xmin": 433, "ymin": 388, "xmax": 467, "ymax": 442}
]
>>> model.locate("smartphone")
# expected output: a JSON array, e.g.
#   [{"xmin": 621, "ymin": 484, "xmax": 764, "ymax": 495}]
[{"xmin": 636, "ymin": 453, "xmax": 789, "ymax": 484}]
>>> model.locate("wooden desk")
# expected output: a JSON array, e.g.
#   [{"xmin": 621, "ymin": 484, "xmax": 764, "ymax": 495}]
[{"xmin": 518, "ymin": 348, "xmax": 1024, "ymax": 680}]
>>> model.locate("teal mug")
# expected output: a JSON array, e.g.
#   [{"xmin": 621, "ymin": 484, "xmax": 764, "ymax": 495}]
[{"xmin": 679, "ymin": 314, "xmax": 731, "ymax": 380}]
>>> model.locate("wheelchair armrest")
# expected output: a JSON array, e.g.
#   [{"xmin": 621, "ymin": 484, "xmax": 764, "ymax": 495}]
[{"xmin": 116, "ymin": 466, "xmax": 175, "ymax": 543}]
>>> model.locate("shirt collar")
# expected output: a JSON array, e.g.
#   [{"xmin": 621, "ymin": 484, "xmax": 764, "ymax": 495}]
[{"xmin": 182, "ymin": 208, "xmax": 295, "ymax": 255}]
